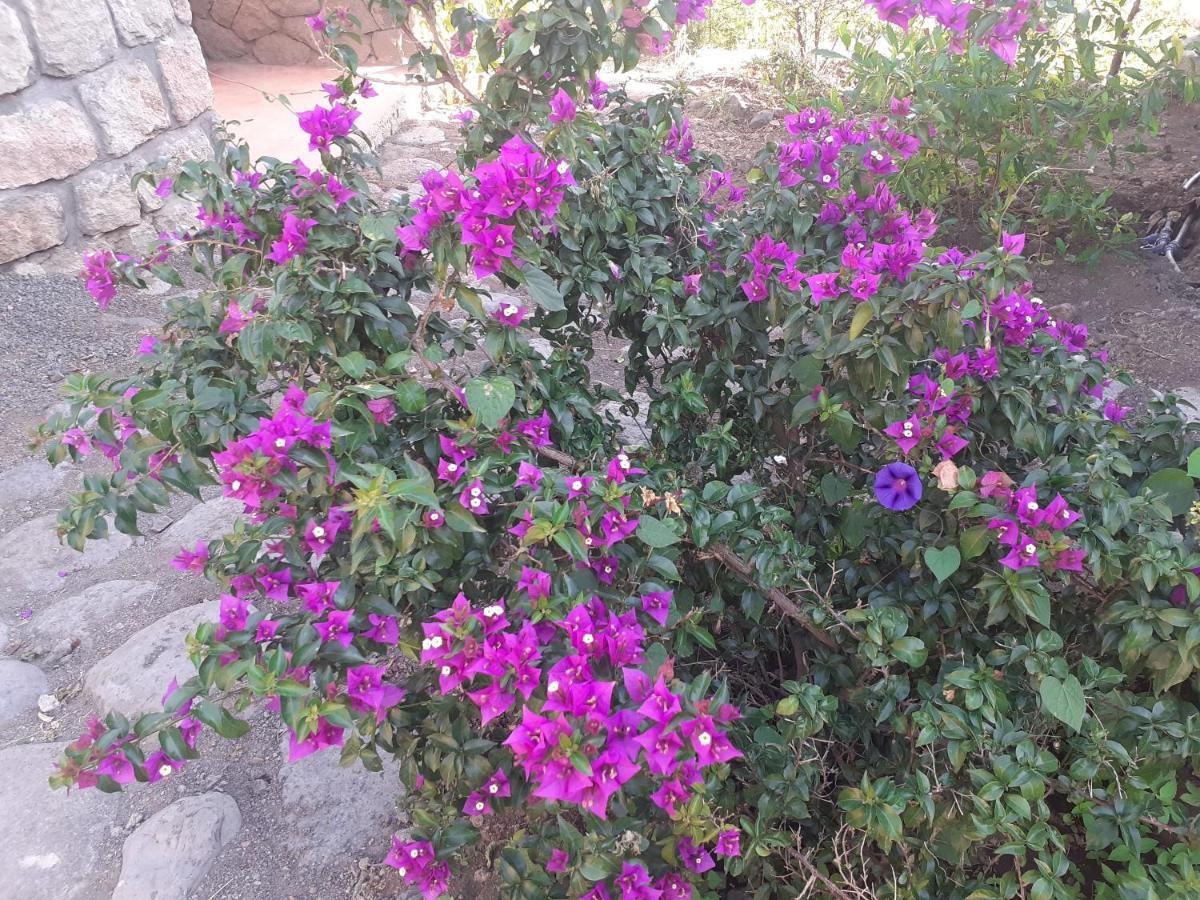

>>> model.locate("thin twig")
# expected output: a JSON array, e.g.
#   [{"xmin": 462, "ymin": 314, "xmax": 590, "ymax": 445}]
[{"xmin": 704, "ymin": 543, "xmax": 839, "ymax": 650}]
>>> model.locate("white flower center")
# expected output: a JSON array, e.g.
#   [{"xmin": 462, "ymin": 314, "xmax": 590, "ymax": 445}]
[
  {"xmin": 488, "ymin": 784, "xmax": 498, "ymax": 793},
  {"xmin": 1024, "ymin": 543, "xmax": 1036, "ymax": 555},
  {"xmin": 274, "ymin": 438, "xmax": 286, "ymax": 448},
  {"xmin": 571, "ymin": 480, "xmax": 583, "ymax": 491},
  {"xmin": 431, "ymin": 636, "xmax": 443, "ymax": 649},
  {"xmin": 698, "ymin": 731, "xmax": 712, "ymax": 746},
  {"xmin": 470, "ymin": 498, "xmax": 481, "ymax": 508},
  {"xmin": 158, "ymin": 764, "xmax": 173, "ymax": 777},
  {"xmin": 504, "ymin": 305, "xmax": 518, "ymax": 316},
  {"xmin": 447, "ymin": 462, "xmax": 458, "ymax": 472},
  {"xmin": 440, "ymin": 665, "xmax": 451, "ymax": 676},
  {"xmin": 312, "ymin": 526, "xmax": 326, "ymax": 538},
  {"xmin": 1026, "ymin": 501, "xmax": 1038, "ymax": 511},
  {"xmin": 231, "ymin": 480, "xmax": 241, "ymax": 491},
  {"xmin": 548, "ymin": 680, "xmax": 560, "ymax": 692},
  {"xmin": 470, "ymin": 487, "xmax": 481, "ymax": 497},
  {"xmin": 582, "ymin": 633, "xmax": 594, "ymax": 645}
]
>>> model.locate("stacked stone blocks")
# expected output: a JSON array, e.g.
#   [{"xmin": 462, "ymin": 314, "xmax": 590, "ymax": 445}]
[
  {"xmin": 0, "ymin": 0, "xmax": 215, "ymax": 271},
  {"xmin": 190, "ymin": 0, "xmax": 408, "ymax": 66}
]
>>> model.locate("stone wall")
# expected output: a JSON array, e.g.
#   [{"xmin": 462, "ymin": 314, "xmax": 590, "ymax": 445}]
[
  {"xmin": 190, "ymin": 0, "xmax": 407, "ymax": 66},
  {"xmin": 0, "ymin": 0, "xmax": 216, "ymax": 273}
]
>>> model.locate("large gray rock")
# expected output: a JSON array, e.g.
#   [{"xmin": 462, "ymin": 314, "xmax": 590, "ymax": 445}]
[
  {"xmin": 376, "ymin": 155, "xmax": 439, "ymax": 190},
  {"xmin": 0, "ymin": 660, "xmax": 47, "ymax": 727},
  {"xmin": 390, "ymin": 125, "xmax": 446, "ymax": 147},
  {"xmin": 23, "ymin": 0, "xmax": 118, "ymax": 76},
  {"xmin": 79, "ymin": 61, "xmax": 171, "ymax": 157},
  {"xmin": 107, "ymin": 0, "xmax": 176, "ymax": 45},
  {"xmin": 84, "ymin": 602, "xmax": 217, "ymax": 718},
  {"xmin": 163, "ymin": 496, "xmax": 242, "ymax": 550},
  {"xmin": 157, "ymin": 29, "xmax": 214, "ymax": 123},
  {"xmin": 75, "ymin": 166, "xmax": 143, "ymax": 236},
  {"xmin": 27, "ymin": 580, "xmax": 159, "ymax": 650},
  {"xmin": 0, "ymin": 513, "xmax": 133, "ymax": 593},
  {"xmin": 0, "ymin": 192, "xmax": 65, "ymax": 265},
  {"xmin": 0, "ymin": 458, "xmax": 70, "ymax": 509},
  {"xmin": 0, "ymin": 741, "xmax": 131, "ymax": 899},
  {"xmin": 111, "ymin": 793, "xmax": 241, "ymax": 900},
  {"xmin": 0, "ymin": 3, "xmax": 35, "ymax": 95},
  {"xmin": 0, "ymin": 100, "xmax": 98, "ymax": 190},
  {"xmin": 278, "ymin": 740, "xmax": 406, "ymax": 865}
]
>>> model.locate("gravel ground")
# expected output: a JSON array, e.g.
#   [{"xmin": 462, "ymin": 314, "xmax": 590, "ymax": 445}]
[{"xmin": 0, "ymin": 274, "xmax": 163, "ymax": 469}]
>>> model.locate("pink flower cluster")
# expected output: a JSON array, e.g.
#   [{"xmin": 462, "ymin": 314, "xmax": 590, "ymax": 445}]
[
  {"xmin": 981, "ymin": 474, "xmax": 1085, "ymax": 573},
  {"xmin": 56, "ymin": 681, "xmax": 201, "ymax": 789},
  {"xmin": 297, "ymin": 102, "xmax": 361, "ymax": 152},
  {"xmin": 212, "ymin": 385, "xmax": 332, "ymax": 510},
  {"xmin": 864, "ymin": 0, "xmax": 1035, "ymax": 64},
  {"xmin": 384, "ymin": 840, "xmax": 450, "ymax": 899},
  {"xmin": 397, "ymin": 138, "xmax": 574, "ymax": 279},
  {"xmin": 81, "ymin": 249, "xmax": 123, "ymax": 308}
]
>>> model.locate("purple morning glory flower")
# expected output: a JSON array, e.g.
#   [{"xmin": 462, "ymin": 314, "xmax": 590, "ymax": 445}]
[{"xmin": 874, "ymin": 462, "xmax": 923, "ymax": 511}]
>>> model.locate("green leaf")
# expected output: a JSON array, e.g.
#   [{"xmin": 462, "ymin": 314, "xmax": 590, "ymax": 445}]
[
  {"xmin": 848, "ymin": 303, "xmax": 874, "ymax": 340},
  {"xmin": 193, "ymin": 700, "xmax": 250, "ymax": 739},
  {"xmin": 522, "ymin": 266, "xmax": 566, "ymax": 311},
  {"xmin": 1142, "ymin": 467, "xmax": 1195, "ymax": 516},
  {"xmin": 891, "ymin": 636, "xmax": 928, "ymax": 667},
  {"xmin": 1039, "ymin": 674, "xmax": 1086, "ymax": 732},
  {"xmin": 337, "ymin": 352, "xmax": 370, "ymax": 379},
  {"xmin": 465, "ymin": 377, "xmax": 516, "ymax": 429},
  {"xmin": 444, "ymin": 504, "xmax": 485, "ymax": 532},
  {"xmin": 820, "ymin": 473, "xmax": 851, "ymax": 504},
  {"xmin": 390, "ymin": 478, "xmax": 439, "ymax": 507},
  {"xmin": 1188, "ymin": 447, "xmax": 1200, "ymax": 478},
  {"xmin": 925, "ymin": 546, "xmax": 961, "ymax": 583},
  {"xmin": 959, "ymin": 525, "xmax": 990, "ymax": 560},
  {"xmin": 637, "ymin": 516, "xmax": 682, "ymax": 548},
  {"xmin": 359, "ymin": 212, "xmax": 399, "ymax": 241}
]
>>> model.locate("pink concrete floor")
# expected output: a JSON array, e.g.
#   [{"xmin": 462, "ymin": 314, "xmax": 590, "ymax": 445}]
[{"xmin": 208, "ymin": 62, "xmax": 422, "ymax": 164}]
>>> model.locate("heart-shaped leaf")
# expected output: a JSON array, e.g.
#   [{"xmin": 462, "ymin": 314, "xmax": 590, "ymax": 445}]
[
  {"xmin": 636, "ymin": 516, "xmax": 681, "ymax": 548},
  {"xmin": 465, "ymin": 377, "xmax": 516, "ymax": 429},
  {"xmin": 1142, "ymin": 467, "xmax": 1195, "ymax": 516},
  {"xmin": 925, "ymin": 546, "xmax": 961, "ymax": 583},
  {"xmin": 1039, "ymin": 674, "xmax": 1085, "ymax": 732}
]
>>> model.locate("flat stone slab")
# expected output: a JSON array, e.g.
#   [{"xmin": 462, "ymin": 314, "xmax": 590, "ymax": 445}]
[
  {"xmin": 0, "ymin": 513, "xmax": 133, "ymax": 593},
  {"xmin": 112, "ymin": 792, "xmax": 241, "ymax": 900},
  {"xmin": 389, "ymin": 124, "xmax": 445, "ymax": 147},
  {"xmin": 0, "ymin": 659, "xmax": 47, "ymax": 727},
  {"xmin": 26, "ymin": 580, "xmax": 159, "ymax": 651},
  {"xmin": 0, "ymin": 458, "xmax": 71, "ymax": 509},
  {"xmin": 375, "ymin": 154, "xmax": 439, "ymax": 190},
  {"xmin": 0, "ymin": 741, "xmax": 131, "ymax": 900},
  {"xmin": 161, "ymin": 496, "xmax": 242, "ymax": 550},
  {"xmin": 84, "ymin": 601, "xmax": 217, "ymax": 718},
  {"xmin": 277, "ymin": 740, "xmax": 405, "ymax": 865}
]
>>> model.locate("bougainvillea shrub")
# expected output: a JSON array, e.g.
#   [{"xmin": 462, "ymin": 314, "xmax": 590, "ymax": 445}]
[{"xmin": 42, "ymin": 2, "xmax": 1200, "ymax": 897}]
